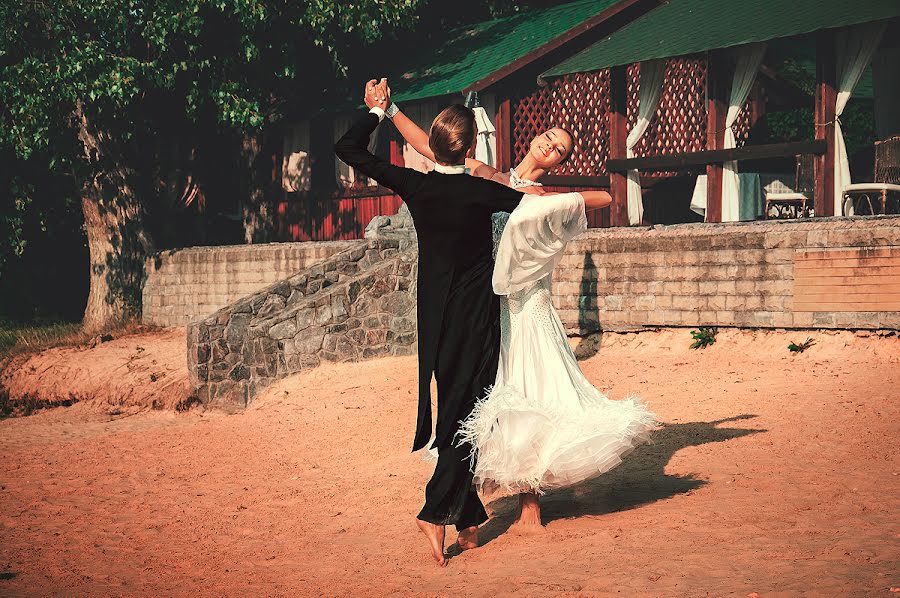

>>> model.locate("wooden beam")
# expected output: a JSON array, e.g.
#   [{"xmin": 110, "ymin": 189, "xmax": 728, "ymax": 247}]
[
  {"xmin": 607, "ymin": 65, "xmax": 629, "ymax": 227},
  {"xmin": 706, "ymin": 52, "xmax": 727, "ymax": 223},
  {"xmin": 815, "ymin": 29, "xmax": 837, "ymax": 217},
  {"xmin": 541, "ymin": 174, "xmax": 611, "ymax": 187},
  {"xmin": 541, "ymin": 174, "xmax": 671, "ymax": 188},
  {"xmin": 495, "ymin": 98, "xmax": 512, "ymax": 173},
  {"xmin": 605, "ymin": 139, "xmax": 827, "ymax": 172}
]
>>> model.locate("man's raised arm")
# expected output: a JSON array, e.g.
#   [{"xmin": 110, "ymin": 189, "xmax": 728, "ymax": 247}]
[{"xmin": 334, "ymin": 109, "xmax": 419, "ymax": 197}]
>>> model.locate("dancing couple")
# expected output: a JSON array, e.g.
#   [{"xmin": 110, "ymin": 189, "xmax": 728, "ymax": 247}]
[{"xmin": 335, "ymin": 78, "xmax": 656, "ymax": 567}]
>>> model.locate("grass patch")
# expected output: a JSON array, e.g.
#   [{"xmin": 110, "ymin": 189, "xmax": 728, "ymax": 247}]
[
  {"xmin": 788, "ymin": 337, "xmax": 815, "ymax": 353},
  {"xmin": 0, "ymin": 317, "xmax": 155, "ymax": 362},
  {"xmin": 690, "ymin": 326, "xmax": 718, "ymax": 349}
]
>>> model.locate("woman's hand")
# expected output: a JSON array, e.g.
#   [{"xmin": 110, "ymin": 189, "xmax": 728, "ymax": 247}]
[{"xmin": 364, "ymin": 78, "xmax": 389, "ymax": 111}]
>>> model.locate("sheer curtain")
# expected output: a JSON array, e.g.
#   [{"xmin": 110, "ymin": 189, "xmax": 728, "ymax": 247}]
[
  {"xmin": 834, "ymin": 21, "xmax": 887, "ymax": 215},
  {"xmin": 626, "ymin": 60, "xmax": 666, "ymax": 225},
  {"xmin": 722, "ymin": 43, "xmax": 766, "ymax": 222}
]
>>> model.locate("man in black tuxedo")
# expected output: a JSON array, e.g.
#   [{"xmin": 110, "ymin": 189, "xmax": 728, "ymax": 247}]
[{"xmin": 335, "ymin": 83, "xmax": 523, "ymax": 566}]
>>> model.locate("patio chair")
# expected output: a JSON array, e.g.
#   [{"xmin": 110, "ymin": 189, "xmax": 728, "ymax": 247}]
[
  {"xmin": 842, "ymin": 136, "xmax": 900, "ymax": 215},
  {"xmin": 765, "ymin": 154, "xmax": 814, "ymax": 219}
]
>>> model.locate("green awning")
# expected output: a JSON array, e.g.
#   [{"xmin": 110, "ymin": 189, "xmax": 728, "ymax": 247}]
[
  {"xmin": 544, "ymin": 0, "xmax": 900, "ymax": 77},
  {"xmin": 389, "ymin": 0, "xmax": 620, "ymax": 103}
]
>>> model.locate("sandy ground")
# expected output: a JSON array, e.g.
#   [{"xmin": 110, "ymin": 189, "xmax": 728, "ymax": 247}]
[
  {"xmin": 1, "ymin": 328, "xmax": 192, "ymax": 412},
  {"xmin": 1, "ymin": 328, "xmax": 898, "ymax": 597}
]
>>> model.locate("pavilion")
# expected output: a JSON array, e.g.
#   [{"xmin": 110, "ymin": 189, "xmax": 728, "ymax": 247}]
[{"xmin": 288, "ymin": 0, "xmax": 900, "ymax": 240}]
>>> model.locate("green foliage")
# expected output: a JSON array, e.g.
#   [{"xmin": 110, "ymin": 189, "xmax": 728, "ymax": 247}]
[
  {"xmin": 0, "ymin": 0, "xmax": 425, "ymax": 320},
  {"xmin": 788, "ymin": 337, "xmax": 815, "ymax": 353},
  {"xmin": 0, "ymin": 0, "xmax": 423, "ymax": 161},
  {"xmin": 0, "ymin": 0, "xmax": 561, "ymax": 321},
  {"xmin": 762, "ymin": 57, "xmax": 874, "ymax": 157},
  {"xmin": 690, "ymin": 327, "xmax": 718, "ymax": 350}
]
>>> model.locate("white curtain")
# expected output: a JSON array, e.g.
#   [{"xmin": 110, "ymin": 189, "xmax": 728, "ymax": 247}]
[
  {"xmin": 334, "ymin": 114, "xmax": 378, "ymax": 186},
  {"xmin": 721, "ymin": 43, "xmax": 767, "ymax": 222},
  {"xmin": 626, "ymin": 60, "xmax": 666, "ymax": 225},
  {"xmin": 282, "ymin": 121, "xmax": 311, "ymax": 192},
  {"xmin": 834, "ymin": 21, "xmax": 887, "ymax": 215}
]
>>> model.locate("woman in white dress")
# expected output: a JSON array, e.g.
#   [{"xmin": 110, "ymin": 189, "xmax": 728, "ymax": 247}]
[{"xmin": 386, "ymin": 88, "xmax": 657, "ymax": 529}]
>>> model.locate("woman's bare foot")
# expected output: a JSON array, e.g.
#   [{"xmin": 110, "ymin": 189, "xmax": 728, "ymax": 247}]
[
  {"xmin": 416, "ymin": 518, "xmax": 447, "ymax": 567},
  {"xmin": 512, "ymin": 492, "xmax": 543, "ymax": 530},
  {"xmin": 456, "ymin": 526, "xmax": 479, "ymax": 550}
]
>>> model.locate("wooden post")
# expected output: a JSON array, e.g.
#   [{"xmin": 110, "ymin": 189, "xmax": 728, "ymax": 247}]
[
  {"xmin": 390, "ymin": 138, "xmax": 404, "ymax": 167},
  {"xmin": 815, "ymin": 29, "xmax": 837, "ymax": 217},
  {"xmin": 705, "ymin": 52, "xmax": 727, "ymax": 223},
  {"xmin": 608, "ymin": 65, "xmax": 629, "ymax": 227},
  {"xmin": 495, "ymin": 98, "xmax": 512, "ymax": 173},
  {"xmin": 388, "ymin": 137, "xmax": 405, "ymax": 215}
]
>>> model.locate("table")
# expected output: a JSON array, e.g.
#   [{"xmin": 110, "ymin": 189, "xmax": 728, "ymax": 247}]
[{"xmin": 690, "ymin": 172, "xmax": 765, "ymax": 221}]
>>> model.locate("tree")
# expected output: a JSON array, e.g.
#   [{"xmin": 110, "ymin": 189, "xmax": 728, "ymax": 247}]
[{"xmin": 0, "ymin": 0, "xmax": 420, "ymax": 331}]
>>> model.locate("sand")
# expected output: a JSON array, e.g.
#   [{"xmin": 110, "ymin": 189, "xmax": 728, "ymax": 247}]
[
  {"xmin": 1, "ymin": 328, "xmax": 193, "ymax": 413},
  {"xmin": 1, "ymin": 328, "xmax": 898, "ymax": 596}
]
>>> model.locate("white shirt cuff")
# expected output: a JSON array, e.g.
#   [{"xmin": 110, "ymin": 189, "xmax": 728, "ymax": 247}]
[{"xmin": 369, "ymin": 107, "xmax": 385, "ymax": 122}]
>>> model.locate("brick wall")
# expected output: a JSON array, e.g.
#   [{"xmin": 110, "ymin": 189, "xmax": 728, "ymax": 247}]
[
  {"xmin": 143, "ymin": 241, "xmax": 356, "ymax": 327},
  {"xmin": 551, "ymin": 216, "xmax": 900, "ymax": 333}
]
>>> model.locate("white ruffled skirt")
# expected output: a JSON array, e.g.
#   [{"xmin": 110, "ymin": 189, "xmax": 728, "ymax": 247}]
[{"xmin": 457, "ymin": 278, "xmax": 657, "ymax": 497}]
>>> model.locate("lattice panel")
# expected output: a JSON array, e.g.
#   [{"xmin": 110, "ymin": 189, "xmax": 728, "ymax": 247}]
[
  {"xmin": 512, "ymin": 71, "xmax": 611, "ymax": 176},
  {"xmin": 731, "ymin": 92, "xmax": 754, "ymax": 148},
  {"xmin": 628, "ymin": 58, "xmax": 708, "ymax": 177}
]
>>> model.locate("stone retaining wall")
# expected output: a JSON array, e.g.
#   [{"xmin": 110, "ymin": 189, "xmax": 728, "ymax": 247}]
[
  {"xmin": 187, "ymin": 238, "xmax": 417, "ymax": 409},
  {"xmin": 551, "ymin": 216, "xmax": 900, "ymax": 333},
  {"xmin": 184, "ymin": 214, "xmax": 900, "ymax": 410},
  {"xmin": 143, "ymin": 241, "xmax": 355, "ymax": 327}
]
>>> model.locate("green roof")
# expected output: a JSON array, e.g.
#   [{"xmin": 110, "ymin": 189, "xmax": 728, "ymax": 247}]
[
  {"xmin": 389, "ymin": 0, "xmax": 621, "ymax": 103},
  {"xmin": 544, "ymin": 0, "xmax": 900, "ymax": 77}
]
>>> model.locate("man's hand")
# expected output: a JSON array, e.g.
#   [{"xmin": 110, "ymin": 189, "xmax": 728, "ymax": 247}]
[{"xmin": 364, "ymin": 78, "xmax": 390, "ymax": 110}]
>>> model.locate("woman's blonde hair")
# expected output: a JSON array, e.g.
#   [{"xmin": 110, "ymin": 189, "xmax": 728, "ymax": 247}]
[{"xmin": 429, "ymin": 105, "xmax": 476, "ymax": 165}]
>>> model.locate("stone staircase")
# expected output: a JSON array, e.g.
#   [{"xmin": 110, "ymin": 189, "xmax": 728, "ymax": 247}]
[{"xmin": 187, "ymin": 233, "xmax": 418, "ymax": 409}]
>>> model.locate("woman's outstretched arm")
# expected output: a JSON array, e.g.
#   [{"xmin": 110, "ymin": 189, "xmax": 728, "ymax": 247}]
[
  {"xmin": 390, "ymin": 109, "xmax": 434, "ymax": 161},
  {"xmin": 534, "ymin": 189, "xmax": 612, "ymax": 211},
  {"xmin": 578, "ymin": 190, "xmax": 612, "ymax": 211}
]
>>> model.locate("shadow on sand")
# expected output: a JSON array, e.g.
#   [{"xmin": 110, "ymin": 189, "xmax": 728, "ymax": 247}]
[
  {"xmin": 573, "ymin": 251, "xmax": 601, "ymax": 361},
  {"xmin": 472, "ymin": 414, "xmax": 766, "ymax": 547}
]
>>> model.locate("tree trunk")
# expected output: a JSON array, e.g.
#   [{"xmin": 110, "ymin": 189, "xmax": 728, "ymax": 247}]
[
  {"xmin": 75, "ymin": 103, "xmax": 155, "ymax": 333},
  {"xmin": 80, "ymin": 181, "xmax": 154, "ymax": 332}
]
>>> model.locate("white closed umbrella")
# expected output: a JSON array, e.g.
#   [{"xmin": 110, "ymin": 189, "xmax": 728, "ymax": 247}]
[
  {"xmin": 473, "ymin": 106, "xmax": 496, "ymax": 167},
  {"xmin": 466, "ymin": 92, "xmax": 496, "ymax": 168}
]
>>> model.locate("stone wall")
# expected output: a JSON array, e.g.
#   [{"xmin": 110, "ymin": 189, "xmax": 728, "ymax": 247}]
[
  {"xmin": 550, "ymin": 216, "xmax": 900, "ymax": 333},
  {"xmin": 184, "ymin": 213, "xmax": 900, "ymax": 410},
  {"xmin": 143, "ymin": 241, "xmax": 355, "ymax": 327},
  {"xmin": 186, "ymin": 238, "xmax": 417, "ymax": 409}
]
